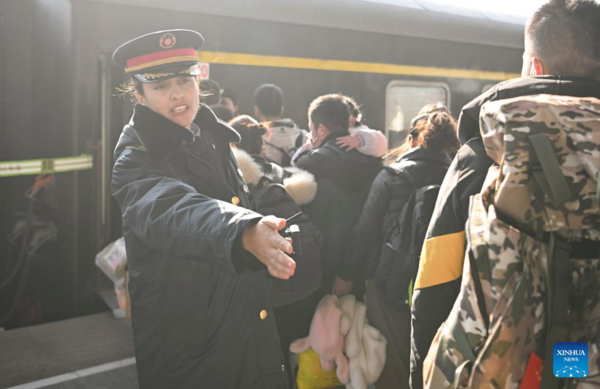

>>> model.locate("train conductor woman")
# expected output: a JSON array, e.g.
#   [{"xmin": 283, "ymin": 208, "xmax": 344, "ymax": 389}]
[{"xmin": 111, "ymin": 29, "xmax": 294, "ymax": 388}]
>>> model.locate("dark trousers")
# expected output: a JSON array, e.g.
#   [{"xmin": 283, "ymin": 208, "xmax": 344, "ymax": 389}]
[
  {"xmin": 366, "ymin": 279, "xmax": 411, "ymax": 389},
  {"xmin": 273, "ymin": 292, "xmax": 320, "ymax": 385}
]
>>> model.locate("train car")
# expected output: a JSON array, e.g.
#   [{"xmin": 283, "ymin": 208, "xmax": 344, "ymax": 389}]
[{"xmin": 0, "ymin": 0, "xmax": 525, "ymax": 327}]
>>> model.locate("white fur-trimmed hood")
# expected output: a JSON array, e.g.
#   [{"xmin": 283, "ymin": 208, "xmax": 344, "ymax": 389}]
[
  {"xmin": 282, "ymin": 167, "xmax": 318, "ymax": 206},
  {"xmin": 233, "ymin": 148, "xmax": 264, "ymax": 186},
  {"xmin": 233, "ymin": 148, "xmax": 317, "ymax": 205}
]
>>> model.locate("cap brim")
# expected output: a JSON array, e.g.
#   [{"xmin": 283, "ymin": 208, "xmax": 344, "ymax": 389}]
[
  {"xmin": 133, "ymin": 63, "xmax": 201, "ymax": 83},
  {"xmin": 113, "ymin": 29, "xmax": 204, "ymax": 66}
]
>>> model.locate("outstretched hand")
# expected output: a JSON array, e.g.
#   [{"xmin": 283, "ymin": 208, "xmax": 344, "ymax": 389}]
[
  {"xmin": 242, "ymin": 216, "xmax": 296, "ymax": 280},
  {"xmin": 336, "ymin": 135, "xmax": 361, "ymax": 151}
]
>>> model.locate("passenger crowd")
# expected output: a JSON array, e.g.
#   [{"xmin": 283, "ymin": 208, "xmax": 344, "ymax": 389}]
[{"xmin": 111, "ymin": 0, "xmax": 600, "ymax": 388}]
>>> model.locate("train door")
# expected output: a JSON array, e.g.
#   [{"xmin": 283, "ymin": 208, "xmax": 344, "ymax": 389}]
[
  {"xmin": 96, "ymin": 54, "xmax": 132, "ymax": 250},
  {"xmin": 385, "ymin": 81, "xmax": 450, "ymax": 148},
  {"xmin": 93, "ymin": 54, "xmax": 132, "ymax": 313}
]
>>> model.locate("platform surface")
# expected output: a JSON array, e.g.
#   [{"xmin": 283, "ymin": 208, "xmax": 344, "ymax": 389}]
[{"xmin": 0, "ymin": 313, "xmax": 136, "ymax": 389}]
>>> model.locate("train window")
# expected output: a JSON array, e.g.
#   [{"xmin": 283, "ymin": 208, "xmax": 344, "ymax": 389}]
[{"xmin": 385, "ymin": 81, "xmax": 450, "ymax": 149}]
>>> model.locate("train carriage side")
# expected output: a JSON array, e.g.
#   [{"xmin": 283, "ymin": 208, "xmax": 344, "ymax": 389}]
[
  {"xmin": 74, "ymin": 0, "xmax": 525, "ymax": 130},
  {"xmin": 0, "ymin": 0, "xmax": 525, "ymax": 325}
]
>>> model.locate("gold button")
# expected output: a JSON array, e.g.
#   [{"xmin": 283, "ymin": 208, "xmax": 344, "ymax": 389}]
[
  {"xmin": 237, "ymin": 168, "xmax": 244, "ymax": 178},
  {"xmin": 260, "ymin": 310, "xmax": 268, "ymax": 320},
  {"xmin": 232, "ymin": 196, "xmax": 240, "ymax": 205},
  {"xmin": 281, "ymin": 365, "xmax": 285, "ymax": 372}
]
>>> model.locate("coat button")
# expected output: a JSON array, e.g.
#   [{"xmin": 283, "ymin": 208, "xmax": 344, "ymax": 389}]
[
  {"xmin": 281, "ymin": 365, "xmax": 285, "ymax": 372},
  {"xmin": 237, "ymin": 168, "xmax": 244, "ymax": 178},
  {"xmin": 231, "ymin": 196, "xmax": 240, "ymax": 205},
  {"xmin": 260, "ymin": 310, "xmax": 268, "ymax": 320}
]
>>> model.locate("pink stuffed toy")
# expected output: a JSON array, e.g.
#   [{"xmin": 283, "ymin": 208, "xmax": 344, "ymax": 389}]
[
  {"xmin": 290, "ymin": 295, "xmax": 351, "ymax": 384},
  {"xmin": 290, "ymin": 294, "xmax": 387, "ymax": 388}
]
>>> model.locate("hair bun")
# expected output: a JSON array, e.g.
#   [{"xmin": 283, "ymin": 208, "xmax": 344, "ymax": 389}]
[{"xmin": 248, "ymin": 124, "xmax": 267, "ymax": 136}]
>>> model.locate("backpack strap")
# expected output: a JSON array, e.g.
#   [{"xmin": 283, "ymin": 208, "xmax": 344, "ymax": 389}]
[
  {"xmin": 527, "ymin": 134, "xmax": 574, "ymax": 387},
  {"xmin": 597, "ymin": 171, "xmax": 600, "ymax": 205},
  {"xmin": 452, "ymin": 360, "xmax": 472, "ymax": 389},
  {"xmin": 380, "ymin": 167, "xmax": 419, "ymax": 243},
  {"xmin": 257, "ymin": 175, "xmax": 273, "ymax": 188},
  {"xmin": 443, "ymin": 313, "xmax": 476, "ymax": 388},
  {"xmin": 295, "ymin": 130, "xmax": 307, "ymax": 149},
  {"xmin": 528, "ymin": 134, "xmax": 571, "ymax": 207},
  {"xmin": 540, "ymin": 234, "xmax": 571, "ymax": 389},
  {"xmin": 468, "ymin": 250, "xmax": 490, "ymax": 332},
  {"xmin": 264, "ymin": 140, "xmax": 292, "ymax": 166}
]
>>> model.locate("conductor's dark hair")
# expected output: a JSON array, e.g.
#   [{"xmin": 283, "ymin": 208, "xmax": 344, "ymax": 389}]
[
  {"xmin": 526, "ymin": 0, "xmax": 600, "ymax": 79},
  {"xmin": 254, "ymin": 84, "xmax": 284, "ymax": 118},
  {"xmin": 200, "ymin": 79, "xmax": 221, "ymax": 105}
]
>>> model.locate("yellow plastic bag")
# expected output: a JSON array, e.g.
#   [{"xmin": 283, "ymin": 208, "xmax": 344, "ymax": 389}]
[{"xmin": 296, "ymin": 347, "xmax": 342, "ymax": 389}]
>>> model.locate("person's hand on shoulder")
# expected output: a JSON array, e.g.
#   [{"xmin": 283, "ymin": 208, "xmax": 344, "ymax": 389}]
[
  {"xmin": 242, "ymin": 216, "xmax": 296, "ymax": 279},
  {"xmin": 336, "ymin": 135, "xmax": 361, "ymax": 151}
]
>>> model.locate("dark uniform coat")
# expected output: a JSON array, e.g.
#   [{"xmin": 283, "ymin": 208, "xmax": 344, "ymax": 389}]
[
  {"xmin": 111, "ymin": 104, "xmax": 288, "ymax": 389},
  {"xmin": 410, "ymin": 76, "xmax": 600, "ymax": 389}
]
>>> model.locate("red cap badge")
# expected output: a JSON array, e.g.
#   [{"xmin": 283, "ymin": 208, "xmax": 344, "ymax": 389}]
[{"xmin": 159, "ymin": 33, "xmax": 176, "ymax": 49}]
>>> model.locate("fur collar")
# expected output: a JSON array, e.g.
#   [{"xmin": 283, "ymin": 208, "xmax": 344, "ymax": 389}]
[
  {"xmin": 127, "ymin": 104, "xmax": 240, "ymax": 160},
  {"xmin": 232, "ymin": 148, "xmax": 264, "ymax": 186},
  {"xmin": 283, "ymin": 167, "xmax": 318, "ymax": 206},
  {"xmin": 232, "ymin": 148, "xmax": 317, "ymax": 205}
]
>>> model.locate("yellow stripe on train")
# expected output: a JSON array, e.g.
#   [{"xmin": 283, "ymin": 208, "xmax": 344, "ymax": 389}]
[{"xmin": 198, "ymin": 51, "xmax": 520, "ymax": 81}]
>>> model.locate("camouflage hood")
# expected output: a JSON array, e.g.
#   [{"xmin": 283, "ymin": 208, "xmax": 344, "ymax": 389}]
[{"xmin": 457, "ymin": 76, "xmax": 600, "ymax": 145}]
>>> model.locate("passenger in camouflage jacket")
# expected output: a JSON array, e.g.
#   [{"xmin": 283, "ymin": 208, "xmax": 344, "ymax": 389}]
[
  {"xmin": 412, "ymin": 1, "xmax": 600, "ymax": 386},
  {"xmin": 410, "ymin": 75, "xmax": 600, "ymax": 389}
]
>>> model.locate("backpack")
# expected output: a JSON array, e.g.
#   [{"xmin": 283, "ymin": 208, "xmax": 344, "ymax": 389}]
[
  {"xmin": 229, "ymin": 145, "xmax": 323, "ymax": 309},
  {"xmin": 423, "ymin": 95, "xmax": 600, "ymax": 389},
  {"xmin": 251, "ymin": 177, "xmax": 322, "ymax": 308},
  {"xmin": 375, "ymin": 169, "xmax": 440, "ymax": 312},
  {"xmin": 263, "ymin": 120, "xmax": 308, "ymax": 167}
]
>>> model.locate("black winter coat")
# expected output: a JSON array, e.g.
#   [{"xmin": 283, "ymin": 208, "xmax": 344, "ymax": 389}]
[
  {"xmin": 111, "ymin": 105, "xmax": 288, "ymax": 389},
  {"xmin": 338, "ymin": 147, "xmax": 451, "ymax": 282},
  {"xmin": 296, "ymin": 131, "xmax": 381, "ymax": 194},
  {"xmin": 296, "ymin": 131, "xmax": 381, "ymax": 291}
]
